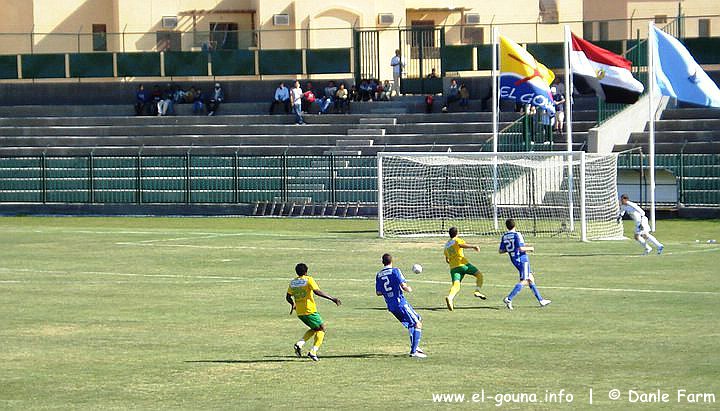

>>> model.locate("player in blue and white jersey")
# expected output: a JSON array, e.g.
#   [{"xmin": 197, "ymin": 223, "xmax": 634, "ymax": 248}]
[
  {"xmin": 375, "ymin": 253, "xmax": 426, "ymax": 358},
  {"xmin": 618, "ymin": 194, "xmax": 664, "ymax": 255},
  {"xmin": 499, "ymin": 218, "xmax": 551, "ymax": 310}
]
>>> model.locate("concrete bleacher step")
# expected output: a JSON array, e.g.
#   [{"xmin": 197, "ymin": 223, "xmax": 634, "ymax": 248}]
[
  {"xmin": 359, "ymin": 117, "xmax": 397, "ymax": 125},
  {"xmin": 336, "ymin": 139, "xmax": 373, "ymax": 147},
  {"xmin": 322, "ymin": 150, "xmax": 363, "ymax": 156},
  {"xmin": 347, "ymin": 128, "xmax": 385, "ymax": 136},
  {"xmin": 370, "ymin": 107, "xmax": 407, "ymax": 114}
]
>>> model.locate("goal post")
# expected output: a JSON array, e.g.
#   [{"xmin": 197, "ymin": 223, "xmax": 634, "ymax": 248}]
[{"xmin": 377, "ymin": 151, "xmax": 622, "ymax": 241}]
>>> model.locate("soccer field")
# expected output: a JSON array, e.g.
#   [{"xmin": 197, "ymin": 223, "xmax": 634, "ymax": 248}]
[{"xmin": 0, "ymin": 217, "xmax": 718, "ymax": 410}]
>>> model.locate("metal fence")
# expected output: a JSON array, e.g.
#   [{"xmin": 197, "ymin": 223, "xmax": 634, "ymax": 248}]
[
  {"xmin": 1, "ymin": 153, "xmax": 717, "ymax": 207},
  {"xmin": 0, "ymin": 155, "xmax": 378, "ymax": 205}
]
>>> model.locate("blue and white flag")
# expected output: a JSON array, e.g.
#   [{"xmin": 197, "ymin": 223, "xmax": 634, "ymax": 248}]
[{"xmin": 651, "ymin": 26, "xmax": 720, "ymax": 107}]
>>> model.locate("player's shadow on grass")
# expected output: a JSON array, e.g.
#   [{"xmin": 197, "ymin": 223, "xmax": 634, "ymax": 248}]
[
  {"xmin": 186, "ymin": 353, "xmax": 402, "ymax": 364},
  {"xmin": 358, "ymin": 306, "xmax": 500, "ymax": 312}
]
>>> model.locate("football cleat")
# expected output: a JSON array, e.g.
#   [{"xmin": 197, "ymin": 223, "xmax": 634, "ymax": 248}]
[
  {"xmin": 642, "ymin": 247, "xmax": 652, "ymax": 256},
  {"xmin": 503, "ymin": 297, "xmax": 514, "ymax": 310},
  {"xmin": 409, "ymin": 351, "xmax": 427, "ymax": 358},
  {"xmin": 473, "ymin": 290, "xmax": 487, "ymax": 300},
  {"xmin": 307, "ymin": 351, "xmax": 319, "ymax": 362},
  {"xmin": 293, "ymin": 343, "xmax": 302, "ymax": 358},
  {"xmin": 445, "ymin": 296, "xmax": 454, "ymax": 311},
  {"xmin": 657, "ymin": 245, "xmax": 664, "ymax": 255},
  {"xmin": 539, "ymin": 299, "xmax": 552, "ymax": 307}
]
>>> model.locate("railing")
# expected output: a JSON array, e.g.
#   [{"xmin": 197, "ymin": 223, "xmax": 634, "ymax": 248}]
[
  {"xmin": 617, "ymin": 152, "xmax": 720, "ymax": 207},
  {"xmin": 1, "ymin": 152, "xmax": 718, "ymax": 207},
  {"xmin": 0, "ymin": 154, "xmax": 378, "ymax": 205},
  {"xmin": 486, "ymin": 113, "xmax": 556, "ymax": 152}
]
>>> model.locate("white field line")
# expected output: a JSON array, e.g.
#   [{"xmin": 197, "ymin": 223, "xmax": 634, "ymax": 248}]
[
  {"xmin": 0, "ymin": 267, "xmax": 718, "ymax": 296},
  {"xmin": 114, "ymin": 242, "xmax": 339, "ymax": 252},
  {"xmin": 0, "ymin": 228, "xmax": 345, "ymax": 238}
]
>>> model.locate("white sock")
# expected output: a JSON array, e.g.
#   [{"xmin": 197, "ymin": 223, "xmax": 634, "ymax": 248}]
[
  {"xmin": 636, "ymin": 238, "xmax": 650, "ymax": 249},
  {"xmin": 646, "ymin": 234, "xmax": 662, "ymax": 248},
  {"xmin": 311, "ymin": 346, "xmax": 319, "ymax": 353},
  {"xmin": 296, "ymin": 340, "xmax": 305, "ymax": 347}
]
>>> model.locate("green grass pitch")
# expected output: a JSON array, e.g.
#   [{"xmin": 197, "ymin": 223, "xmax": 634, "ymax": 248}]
[{"xmin": 0, "ymin": 217, "xmax": 718, "ymax": 409}]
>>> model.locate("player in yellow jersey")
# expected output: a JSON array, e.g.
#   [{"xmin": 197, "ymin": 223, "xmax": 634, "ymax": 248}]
[
  {"xmin": 444, "ymin": 226, "xmax": 486, "ymax": 311},
  {"xmin": 286, "ymin": 263, "xmax": 341, "ymax": 361}
]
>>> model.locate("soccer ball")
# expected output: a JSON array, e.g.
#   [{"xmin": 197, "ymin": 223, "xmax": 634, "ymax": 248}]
[{"xmin": 411, "ymin": 264, "xmax": 423, "ymax": 274}]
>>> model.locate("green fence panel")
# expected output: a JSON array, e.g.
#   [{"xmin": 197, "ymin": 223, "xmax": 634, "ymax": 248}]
[
  {"xmin": 93, "ymin": 156, "xmax": 137, "ymax": 203},
  {"xmin": 259, "ymin": 50, "xmax": 302, "ymax": 75},
  {"xmin": 211, "ymin": 50, "xmax": 255, "ymax": 76},
  {"xmin": 306, "ymin": 48, "xmax": 351, "ymax": 74},
  {"xmin": 45, "ymin": 156, "xmax": 90, "ymax": 202},
  {"xmin": 21, "ymin": 54, "xmax": 66, "ymax": 79},
  {"xmin": 164, "ymin": 51, "xmax": 208, "ymax": 77},
  {"xmin": 441, "ymin": 45, "xmax": 474, "ymax": 72},
  {"xmin": 400, "ymin": 78, "xmax": 443, "ymax": 95},
  {"xmin": 683, "ymin": 37, "xmax": 720, "ymax": 65},
  {"xmin": 594, "ymin": 40, "xmax": 624, "ymax": 55},
  {"xmin": 0, "ymin": 157, "xmax": 41, "ymax": 202},
  {"xmin": 190, "ymin": 156, "xmax": 234, "ymax": 203},
  {"xmin": 117, "ymin": 52, "xmax": 161, "ymax": 77},
  {"xmin": 526, "ymin": 43, "xmax": 564, "ymax": 69},
  {"xmin": 0, "ymin": 55, "xmax": 18, "ymax": 79},
  {"xmin": 69, "ymin": 52, "xmax": 114, "ymax": 78},
  {"xmin": 477, "ymin": 45, "xmax": 493, "ymax": 70}
]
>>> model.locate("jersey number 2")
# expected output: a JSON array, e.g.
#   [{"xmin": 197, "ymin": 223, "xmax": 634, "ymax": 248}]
[{"xmin": 381, "ymin": 276, "xmax": 392, "ymax": 292}]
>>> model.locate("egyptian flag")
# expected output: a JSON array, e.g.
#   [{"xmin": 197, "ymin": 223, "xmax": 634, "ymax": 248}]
[{"xmin": 571, "ymin": 33, "xmax": 644, "ymax": 104}]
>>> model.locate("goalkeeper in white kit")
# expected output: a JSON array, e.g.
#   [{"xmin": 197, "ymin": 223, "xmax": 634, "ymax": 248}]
[{"xmin": 617, "ymin": 194, "xmax": 664, "ymax": 255}]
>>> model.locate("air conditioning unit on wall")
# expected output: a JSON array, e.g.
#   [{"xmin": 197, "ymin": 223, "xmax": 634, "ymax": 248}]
[
  {"xmin": 465, "ymin": 13, "xmax": 480, "ymax": 25},
  {"xmin": 162, "ymin": 16, "xmax": 178, "ymax": 29},
  {"xmin": 273, "ymin": 14, "xmax": 290, "ymax": 26},
  {"xmin": 379, "ymin": 13, "xmax": 394, "ymax": 25}
]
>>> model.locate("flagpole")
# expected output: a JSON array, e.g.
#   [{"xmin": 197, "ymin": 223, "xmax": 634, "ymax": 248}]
[
  {"xmin": 648, "ymin": 22, "xmax": 657, "ymax": 232},
  {"xmin": 491, "ymin": 26, "xmax": 499, "ymax": 230},
  {"xmin": 564, "ymin": 25, "xmax": 575, "ymax": 233},
  {"xmin": 564, "ymin": 25, "xmax": 573, "ymax": 152}
]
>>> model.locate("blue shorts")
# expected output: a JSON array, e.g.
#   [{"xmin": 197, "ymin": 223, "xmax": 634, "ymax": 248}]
[
  {"xmin": 513, "ymin": 261, "xmax": 532, "ymax": 281},
  {"xmin": 388, "ymin": 302, "xmax": 422, "ymax": 329}
]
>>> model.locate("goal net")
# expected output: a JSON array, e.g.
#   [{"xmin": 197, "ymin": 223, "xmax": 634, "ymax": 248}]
[{"xmin": 378, "ymin": 151, "xmax": 622, "ymax": 241}]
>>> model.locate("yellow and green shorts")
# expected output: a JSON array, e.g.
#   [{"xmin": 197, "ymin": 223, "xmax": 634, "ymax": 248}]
[
  {"xmin": 298, "ymin": 312, "xmax": 324, "ymax": 330},
  {"xmin": 450, "ymin": 263, "xmax": 480, "ymax": 282}
]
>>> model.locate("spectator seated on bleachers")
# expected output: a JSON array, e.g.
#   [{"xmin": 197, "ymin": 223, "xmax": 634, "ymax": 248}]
[
  {"xmin": 349, "ymin": 85, "xmax": 360, "ymax": 102},
  {"xmin": 134, "ymin": 84, "xmax": 150, "ymax": 116},
  {"xmin": 192, "ymin": 87, "xmax": 204, "ymax": 114},
  {"xmin": 459, "ymin": 83, "xmax": 470, "ymax": 109},
  {"xmin": 207, "ymin": 82, "xmax": 224, "ymax": 116},
  {"xmin": 335, "ymin": 83, "xmax": 349, "ymax": 114},
  {"xmin": 442, "ymin": 79, "xmax": 460, "ymax": 113},
  {"xmin": 269, "ymin": 82, "xmax": 291, "ymax": 115},
  {"xmin": 359, "ymin": 79, "xmax": 373, "ymax": 102},
  {"xmin": 150, "ymin": 84, "xmax": 162, "ymax": 116},
  {"xmin": 157, "ymin": 83, "xmax": 175, "ymax": 116},
  {"xmin": 318, "ymin": 81, "xmax": 337, "ymax": 114},
  {"xmin": 379, "ymin": 80, "xmax": 391, "ymax": 101},
  {"xmin": 184, "ymin": 86, "xmax": 197, "ymax": 104},
  {"xmin": 301, "ymin": 82, "xmax": 318, "ymax": 114}
]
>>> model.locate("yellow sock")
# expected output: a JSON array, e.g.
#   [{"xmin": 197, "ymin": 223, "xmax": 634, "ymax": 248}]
[
  {"xmin": 448, "ymin": 281, "xmax": 461, "ymax": 299},
  {"xmin": 311, "ymin": 330, "xmax": 325, "ymax": 353},
  {"xmin": 301, "ymin": 330, "xmax": 315, "ymax": 343},
  {"xmin": 474, "ymin": 272, "xmax": 484, "ymax": 289}
]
